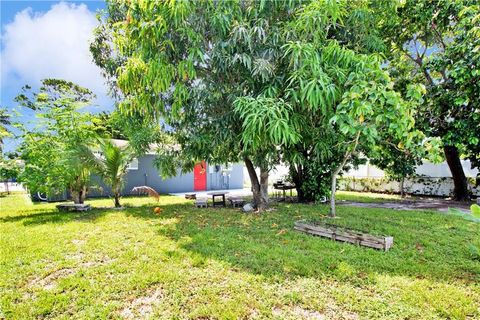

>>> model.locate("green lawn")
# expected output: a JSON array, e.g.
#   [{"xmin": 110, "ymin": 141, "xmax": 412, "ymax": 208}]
[{"xmin": 1, "ymin": 192, "xmax": 479, "ymax": 319}]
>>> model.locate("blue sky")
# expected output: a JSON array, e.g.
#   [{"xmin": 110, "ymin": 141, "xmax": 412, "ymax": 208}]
[{"xmin": 1, "ymin": 0, "xmax": 112, "ymax": 152}]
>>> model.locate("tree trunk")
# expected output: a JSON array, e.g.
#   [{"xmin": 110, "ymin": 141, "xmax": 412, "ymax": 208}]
[
  {"xmin": 114, "ymin": 192, "xmax": 121, "ymax": 208},
  {"xmin": 444, "ymin": 145, "xmax": 470, "ymax": 201},
  {"xmin": 400, "ymin": 176, "xmax": 405, "ymax": 198},
  {"xmin": 330, "ymin": 165, "xmax": 342, "ymax": 218},
  {"xmin": 71, "ymin": 185, "xmax": 86, "ymax": 204},
  {"xmin": 71, "ymin": 190, "xmax": 83, "ymax": 204},
  {"xmin": 330, "ymin": 132, "xmax": 361, "ymax": 217},
  {"xmin": 244, "ymin": 157, "xmax": 269, "ymax": 211},
  {"xmin": 258, "ymin": 167, "xmax": 269, "ymax": 211},
  {"xmin": 290, "ymin": 165, "xmax": 305, "ymax": 202}
]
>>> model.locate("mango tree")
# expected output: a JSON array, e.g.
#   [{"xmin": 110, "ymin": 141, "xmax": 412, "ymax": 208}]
[
  {"xmin": 381, "ymin": 0, "xmax": 480, "ymax": 200},
  {"xmin": 93, "ymin": 0, "xmax": 410, "ymax": 210},
  {"xmin": 327, "ymin": 55, "xmax": 424, "ymax": 216}
]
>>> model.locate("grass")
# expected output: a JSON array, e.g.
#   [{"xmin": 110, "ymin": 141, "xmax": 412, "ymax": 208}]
[
  {"xmin": 335, "ymin": 190, "xmax": 403, "ymax": 203},
  {"xmin": 1, "ymin": 192, "xmax": 479, "ymax": 319}
]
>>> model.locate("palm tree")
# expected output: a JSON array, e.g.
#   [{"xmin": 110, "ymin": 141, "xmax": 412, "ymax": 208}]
[{"xmin": 79, "ymin": 139, "xmax": 135, "ymax": 207}]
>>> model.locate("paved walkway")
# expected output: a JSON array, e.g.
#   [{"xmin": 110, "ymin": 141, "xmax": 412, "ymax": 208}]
[
  {"xmin": 0, "ymin": 182, "xmax": 26, "ymax": 193},
  {"xmin": 170, "ymin": 188, "xmax": 252, "ymax": 198},
  {"xmin": 338, "ymin": 199, "xmax": 473, "ymax": 213}
]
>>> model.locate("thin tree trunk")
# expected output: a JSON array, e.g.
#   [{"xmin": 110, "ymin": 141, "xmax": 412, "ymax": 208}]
[
  {"xmin": 78, "ymin": 189, "xmax": 85, "ymax": 204},
  {"xmin": 244, "ymin": 157, "xmax": 269, "ymax": 211},
  {"xmin": 400, "ymin": 176, "xmax": 405, "ymax": 198},
  {"xmin": 114, "ymin": 192, "xmax": 121, "ymax": 208},
  {"xmin": 330, "ymin": 132, "xmax": 361, "ymax": 217},
  {"xmin": 330, "ymin": 162, "xmax": 346, "ymax": 218},
  {"xmin": 444, "ymin": 145, "xmax": 470, "ymax": 201}
]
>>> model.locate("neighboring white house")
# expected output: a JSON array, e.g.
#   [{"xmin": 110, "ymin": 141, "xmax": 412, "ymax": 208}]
[
  {"xmin": 246, "ymin": 160, "xmax": 479, "ymax": 197},
  {"xmin": 340, "ymin": 160, "xmax": 479, "ymax": 197}
]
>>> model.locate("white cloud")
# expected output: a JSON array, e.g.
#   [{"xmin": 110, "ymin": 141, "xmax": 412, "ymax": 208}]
[{"xmin": 1, "ymin": 2, "xmax": 111, "ymax": 107}]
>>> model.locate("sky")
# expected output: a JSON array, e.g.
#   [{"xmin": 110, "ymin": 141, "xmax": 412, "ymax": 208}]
[{"xmin": 1, "ymin": 0, "xmax": 113, "ymax": 152}]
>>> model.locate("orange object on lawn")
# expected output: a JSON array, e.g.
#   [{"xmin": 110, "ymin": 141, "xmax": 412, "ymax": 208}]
[{"xmin": 154, "ymin": 207, "xmax": 162, "ymax": 214}]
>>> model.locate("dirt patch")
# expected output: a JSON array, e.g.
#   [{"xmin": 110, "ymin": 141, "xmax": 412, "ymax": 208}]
[
  {"xmin": 272, "ymin": 306, "xmax": 324, "ymax": 319},
  {"xmin": 79, "ymin": 257, "xmax": 116, "ymax": 268},
  {"xmin": 71, "ymin": 239, "xmax": 85, "ymax": 246},
  {"xmin": 29, "ymin": 268, "xmax": 75, "ymax": 290},
  {"xmin": 120, "ymin": 288, "xmax": 163, "ymax": 319},
  {"xmin": 272, "ymin": 305, "xmax": 359, "ymax": 320},
  {"xmin": 339, "ymin": 199, "xmax": 472, "ymax": 213}
]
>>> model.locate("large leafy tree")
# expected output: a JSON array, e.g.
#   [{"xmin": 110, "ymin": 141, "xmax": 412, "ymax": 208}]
[
  {"xmin": 93, "ymin": 0, "xmax": 422, "ymax": 212},
  {"xmin": 382, "ymin": 0, "xmax": 480, "ymax": 200},
  {"xmin": 16, "ymin": 79, "xmax": 97, "ymax": 203},
  {"xmin": 92, "ymin": 0, "xmax": 308, "ymax": 210}
]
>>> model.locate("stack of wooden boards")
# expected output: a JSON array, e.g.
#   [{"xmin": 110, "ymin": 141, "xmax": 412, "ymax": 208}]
[
  {"xmin": 56, "ymin": 203, "xmax": 91, "ymax": 212},
  {"xmin": 294, "ymin": 220, "xmax": 393, "ymax": 251}
]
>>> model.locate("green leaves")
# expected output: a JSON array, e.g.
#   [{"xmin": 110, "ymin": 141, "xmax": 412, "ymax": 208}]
[
  {"xmin": 16, "ymin": 80, "xmax": 98, "ymax": 197},
  {"xmin": 234, "ymin": 97, "xmax": 300, "ymax": 151}
]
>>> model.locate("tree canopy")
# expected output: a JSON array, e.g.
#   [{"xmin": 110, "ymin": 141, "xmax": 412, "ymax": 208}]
[
  {"xmin": 93, "ymin": 0, "xmax": 427, "ymax": 211},
  {"xmin": 16, "ymin": 79, "xmax": 97, "ymax": 203},
  {"xmin": 382, "ymin": 0, "xmax": 480, "ymax": 200}
]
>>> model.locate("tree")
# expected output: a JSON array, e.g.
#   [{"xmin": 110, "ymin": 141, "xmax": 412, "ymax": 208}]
[
  {"xmin": 327, "ymin": 64, "xmax": 424, "ymax": 216},
  {"xmin": 92, "ymin": 111, "xmax": 127, "ymax": 140},
  {"xmin": 76, "ymin": 139, "xmax": 135, "ymax": 208},
  {"xmin": 93, "ymin": 0, "xmax": 410, "ymax": 211},
  {"xmin": 0, "ymin": 107, "xmax": 12, "ymax": 154},
  {"xmin": 279, "ymin": 0, "xmax": 396, "ymax": 203},
  {"xmin": 92, "ymin": 1, "xmax": 307, "ymax": 210},
  {"xmin": 381, "ymin": 0, "xmax": 480, "ymax": 200},
  {"xmin": 0, "ymin": 156, "xmax": 21, "ymax": 194},
  {"xmin": 16, "ymin": 79, "xmax": 97, "ymax": 204}
]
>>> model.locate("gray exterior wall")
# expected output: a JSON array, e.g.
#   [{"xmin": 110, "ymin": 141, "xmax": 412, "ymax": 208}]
[{"xmin": 89, "ymin": 155, "xmax": 244, "ymax": 196}]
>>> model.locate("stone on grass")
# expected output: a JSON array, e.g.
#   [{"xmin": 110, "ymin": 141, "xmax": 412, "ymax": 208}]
[{"xmin": 242, "ymin": 203, "xmax": 254, "ymax": 212}]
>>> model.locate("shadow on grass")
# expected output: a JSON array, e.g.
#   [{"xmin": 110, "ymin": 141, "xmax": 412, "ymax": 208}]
[
  {"xmin": 0, "ymin": 209, "xmax": 111, "ymax": 226},
  {"xmin": 148, "ymin": 203, "xmax": 480, "ymax": 284},
  {"xmin": 3, "ymin": 196, "xmax": 479, "ymax": 284},
  {"xmin": 0, "ymin": 200, "xmax": 185, "ymax": 226}
]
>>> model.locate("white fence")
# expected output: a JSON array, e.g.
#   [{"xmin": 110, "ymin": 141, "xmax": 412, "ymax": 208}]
[
  {"xmin": 340, "ymin": 160, "xmax": 479, "ymax": 196},
  {"xmin": 245, "ymin": 160, "xmax": 480, "ymax": 197}
]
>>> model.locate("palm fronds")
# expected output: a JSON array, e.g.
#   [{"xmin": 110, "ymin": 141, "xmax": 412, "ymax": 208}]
[{"xmin": 131, "ymin": 186, "xmax": 159, "ymax": 202}]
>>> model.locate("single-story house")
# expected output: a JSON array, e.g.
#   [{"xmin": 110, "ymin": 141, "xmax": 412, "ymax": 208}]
[
  {"xmin": 32, "ymin": 140, "xmax": 244, "ymax": 201},
  {"xmin": 91, "ymin": 139, "xmax": 244, "ymax": 197},
  {"xmin": 90, "ymin": 154, "xmax": 244, "ymax": 197}
]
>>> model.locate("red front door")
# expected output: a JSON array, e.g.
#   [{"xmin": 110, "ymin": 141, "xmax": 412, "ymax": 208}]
[{"xmin": 193, "ymin": 161, "xmax": 207, "ymax": 191}]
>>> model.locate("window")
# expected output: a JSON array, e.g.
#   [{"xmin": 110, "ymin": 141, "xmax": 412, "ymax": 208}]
[{"xmin": 127, "ymin": 158, "xmax": 139, "ymax": 170}]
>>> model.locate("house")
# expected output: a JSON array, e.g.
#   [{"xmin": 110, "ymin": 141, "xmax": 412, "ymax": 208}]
[
  {"xmin": 88, "ymin": 140, "xmax": 244, "ymax": 197},
  {"xmin": 338, "ymin": 160, "xmax": 479, "ymax": 197},
  {"xmin": 32, "ymin": 140, "xmax": 244, "ymax": 201}
]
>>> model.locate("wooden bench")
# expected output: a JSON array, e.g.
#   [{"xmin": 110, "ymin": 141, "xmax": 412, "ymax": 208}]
[
  {"xmin": 56, "ymin": 203, "xmax": 91, "ymax": 212},
  {"xmin": 228, "ymin": 197, "xmax": 245, "ymax": 208},
  {"xmin": 195, "ymin": 197, "xmax": 208, "ymax": 208}
]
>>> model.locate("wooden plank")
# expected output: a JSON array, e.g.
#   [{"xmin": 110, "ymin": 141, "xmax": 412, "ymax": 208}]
[
  {"xmin": 294, "ymin": 220, "xmax": 393, "ymax": 251},
  {"xmin": 56, "ymin": 204, "xmax": 91, "ymax": 212}
]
